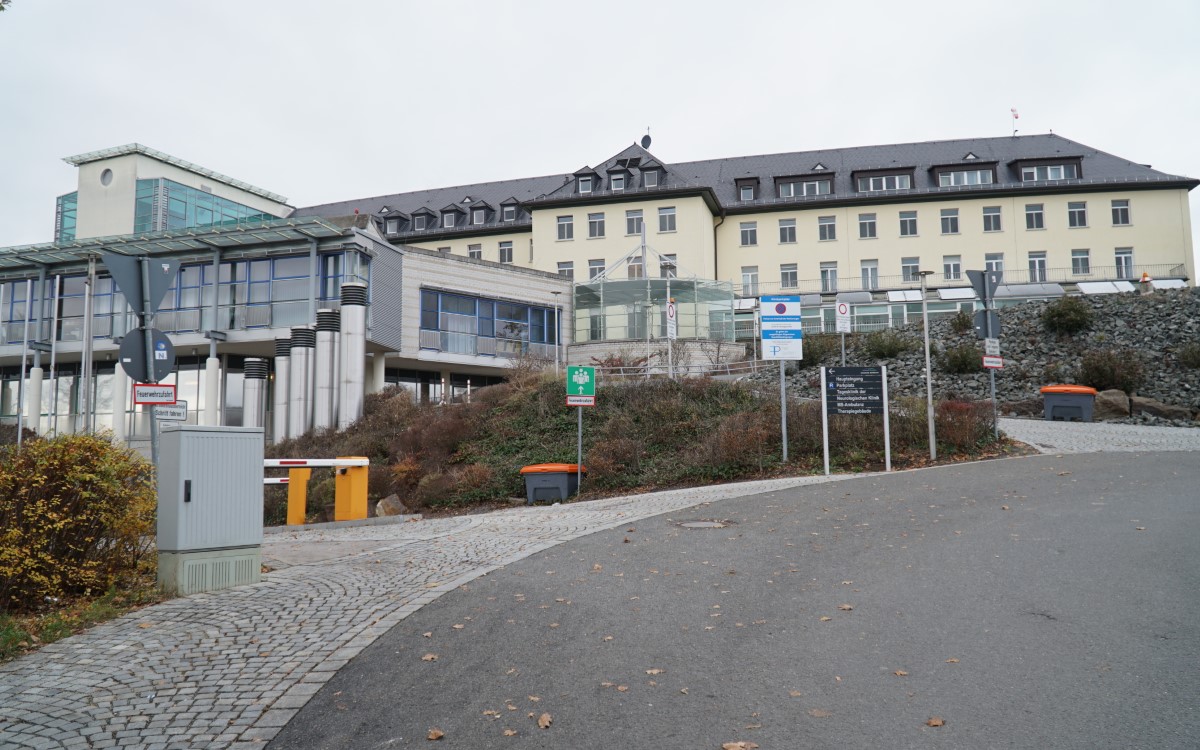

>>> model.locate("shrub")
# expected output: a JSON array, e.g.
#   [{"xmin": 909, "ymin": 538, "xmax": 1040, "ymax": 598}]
[
  {"xmin": 939, "ymin": 344, "xmax": 983, "ymax": 374},
  {"xmin": 1076, "ymin": 348, "xmax": 1145, "ymax": 393},
  {"xmin": 1178, "ymin": 342, "xmax": 1200, "ymax": 370},
  {"xmin": 796, "ymin": 334, "xmax": 839, "ymax": 369},
  {"xmin": 863, "ymin": 329, "xmax": 916, "ymax": 359},
  {"xmin": 1042, "ymin": 296, "xmax": 1094, "ymax": 335},
  {"xmin": 0, "ymin": 434, "xmax": 155, "ymax": 613},
  {"xmin": 949, "ymin": 310, "xmax": 974, "ymax": 335},
  {"xmin": 936, "ymin": 400, "xmax": 995, "ymax": 452}
]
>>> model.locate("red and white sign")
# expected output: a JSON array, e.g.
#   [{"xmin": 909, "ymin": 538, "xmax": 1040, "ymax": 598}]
[
  {"xmin": 133, "ymin": 383, "xmax": 177, "ymax": 404},
  {"xmin": 982, "ymin": 356, "xmax": 1004, "ymax": 369},
  {"xmin": 566, "ymin": 395, "xmax": 596, "ymax": 407}
]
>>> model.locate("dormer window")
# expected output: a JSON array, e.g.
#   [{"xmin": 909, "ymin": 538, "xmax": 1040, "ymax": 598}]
[
  {"xmin": 442, "ymin": 212, "xmax": 457, "ymax": 228},
  {"xmin": 579, "ymin": 176, "xmax": 593, "ymax": 194},
  {"xmin": 777, "ymin": 178, "xmax": 831, "ymax": 198},
  {"xmin": 611, "ymin": 174, "xmax": 625, "ymax": 191},
  {"xmin": 385, "ymin": 218, "xmax": 400, "ymax": 234},
  {"xmin": 413, "ymin": 215, "xmax": 427, "ymax": 230},
  {"xmin": 502, "ymin": 205, "xmax": 516, "ymax": 222},
  {"xmin": 736, "ymin": 178, "xmax": 759, "ymax": 201},
  {"xmin": 938, "ymin": 169, "xmax": 994, "ymax": 187},
  {"xmin": 1021, "ymin": 164, "xmax": 1078, "ymax": 181},
  {"xmin": 472, "ymin": 208, "xmax": 486, "ymax": 225},
  {"xmin": 856, "ymin": 173, "xmax": 912, "ymax": 192},
  {"xmin": 740, "ymin": 185, "xmax": 754, "ymax": 200},
  {"xmin": 643, "ymin": 169, "xmax": 659, "ymax": 188}
]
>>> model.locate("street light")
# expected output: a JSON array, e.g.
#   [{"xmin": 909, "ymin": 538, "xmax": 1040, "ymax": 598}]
[
  {"xmin": 919, "ymin": 270, "xmax": 937, "ymax": 462},
  {"xmin": 551, "ymin": 290, "xmax": 562, "ymax": 377}
]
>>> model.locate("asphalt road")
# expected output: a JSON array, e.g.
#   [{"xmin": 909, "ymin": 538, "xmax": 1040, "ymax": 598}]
[{"xmin": 270, "ymin": 452, "xmax": 1199, "ymax": 750}]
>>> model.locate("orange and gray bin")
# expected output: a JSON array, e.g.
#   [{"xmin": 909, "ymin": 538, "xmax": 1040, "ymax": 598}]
[
  {"xmin": 520, "ymin": 463, "xmax": 586, "ymax": 504},
  {"xmin": 1040, "ymin": 385, "xmax": 1098, "ymax": 422}
]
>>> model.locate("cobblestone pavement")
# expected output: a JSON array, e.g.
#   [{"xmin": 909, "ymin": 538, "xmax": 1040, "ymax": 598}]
[
  {"xmin": 3, "ymin": 420, "xmax": 1194, "ymax": 748},
  {"xmin": 0, "ymin": 475, "xmax": 850, "ymax": 749},
  {"xmin": 999, "ymin": 417, "xmax": 1200, "ymax": 453}
]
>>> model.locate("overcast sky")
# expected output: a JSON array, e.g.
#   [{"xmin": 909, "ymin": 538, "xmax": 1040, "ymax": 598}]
[{"xmin": 2, "ymin": 0, "xmax": 1198, "ymax": 270}]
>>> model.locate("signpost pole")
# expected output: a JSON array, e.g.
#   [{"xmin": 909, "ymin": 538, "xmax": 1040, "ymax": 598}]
[
  {"xmin": 882, "ymin": 365, "xmax": 891, "ymax": 472},
  {"xmin": 141, "ymin": 258, "xmax": 160, "ymax": 467},
  {"xmin": 779, "ymin": 359, "xmax": 788, "ymax": 463},
  {"xmin": 820, "ymin": 367, "xmax": 830, "ymax": 476},
  {"xmin": 840, "ymin": 334, "xmax": 846, "ymax": 367},
  {"xmin": 576, "ymin": 406, "xmax": 583, "ymax": 492}
]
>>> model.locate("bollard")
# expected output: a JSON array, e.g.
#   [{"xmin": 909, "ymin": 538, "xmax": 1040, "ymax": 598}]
[
  {"xmin": 286, "ymin": 468, "xmax": 312, "ymax": 525},
  {"xmin": 334, "ymin": 456, "xmax": 369, "ymax": 521}
]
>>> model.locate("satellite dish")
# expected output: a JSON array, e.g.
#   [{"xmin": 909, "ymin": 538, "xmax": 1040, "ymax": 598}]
[{"xmin": 641, "ymin": 134, "xmax": 652, "ymax": 149}]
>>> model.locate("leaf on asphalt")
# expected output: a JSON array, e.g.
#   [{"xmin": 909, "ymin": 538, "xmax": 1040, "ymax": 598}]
[
  {"xmin": 837, "ymin": 604, "xmax": 853, "ymax": 611},
  {"xmin": 1057, "ymin": 471, "xmax": 1071, "ymax": 476},
  {"xmin": 427, "ymin": 727, "xmax": 444, "ymax": 740},
  {"xmin": 603, "ymin": 635, "xmax": 614, "ymax": 641},
  {"xmin": 1136, "ymin": 527, "xmax": 1146, "ymax": 531},
  {"xmin": 753, "ymin": 620, "xmax": 766, "ymax": 625},
  {"xmin": 537, "ymin": 712, "xmax": 552, "ymax": 729},
  {"xmin": 646, "ymin": 668, "xmax": 665, "ymax": 675},
  {"xmin": 555, "ymin": 598, "xmax": 568, "ymax": 603},
  {"xmin": 722, "ymin": 743, "xmax": 759, "ymax": 750},
  {"xmin": 841, "ymin": 580, "xmax": 854, "ymax": 585},
  {"xmin": 137, "ymin": 622, "xmax": 153, "ymax": 629},
  {"xmin": 528, "ymin": 695, "xmax": 540, "ymax": 702},
  {"xmin": 506, "ymin": 702, "xmax": 518, "ymax": 711},
  {"xmin": 422, "ymin": 653, "xmax": 438, "ymax": 662},
  {"xmin": 506, "ymin": 668, "xmax": 518, "ymax": 675},
  {"xmin": 452, "ymin": 624, "xmax": 465, "ymax": 630},
  {"xmin": 483, "ymin": 710, "xmax": 500, "ymax": 718},
  {"xmin": 926, "ymin": 717, "xmax": 946, "ymax": 727},
  {"xmin": 549, "ymin": 623, "xmax": 560, "ymax": 628},
  {"xmin": 503, "ymin": 729, "xmax": 518, "ymax": 736},
  {"xmin": 600, "ymin": 681, "xmax": 614, "ymax": 687},
  {"xmin": 745, "ymin": 723, "xmax": 762, "ymax": 729},
  {"xmin": 423, "ymin": 632, "xmax": 432, "ymax": 638},
  {"xmin": 945, "ymin": 658, "xmax": 959, "ymax": 663},
  {"xmin": 593, "ymin": 564, "xmax": 603, "ymax": 572},
  {"xmin": 808, "ymin": 709, "xmax": 832, "ymax": 718},
  {"xmin": 893, "ymin": 670, "xmax": 909, "ymax": 677},
  {"xmin": 680, "ymin": 688, "xmax": 689, "ymax": 694},
  {"xmin": 616, "ymin": 685, "xmax": 629, "ymax": 692},
  {"xmin": 1001, "ymin": 505, "xmax": 1010, "ymax": 511},
  {"xmin": 819, "ymin": 616, "xmax": 833, "ymax": 622},
  {"xmin": 788, "ymin": 690, "xmax": 803, "ymax": 697}
]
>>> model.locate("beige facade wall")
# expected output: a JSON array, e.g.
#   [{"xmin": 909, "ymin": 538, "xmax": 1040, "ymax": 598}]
[
  {"xmin": 406, "ymin": 229, "xmax": 532, "ymax": 266},
  {"xmin": 715, "ymin": 188, "xmax": 1194, "ymax": 292},
  {"xmin": 73, "ymin": 153, "xmax": 291, "ymax": 240},
  {"xmin": 530, "ymin": 196, "xmax": 716, "ymax": 280}
]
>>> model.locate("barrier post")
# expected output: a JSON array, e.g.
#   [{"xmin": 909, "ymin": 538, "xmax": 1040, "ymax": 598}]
[
  {"xmin": 334, "ymin": 456, "xmax": 369, "ymax": 521},
  {"xmin": 286, "ymin": 468, "xmax": 312, "ymax": 525}
]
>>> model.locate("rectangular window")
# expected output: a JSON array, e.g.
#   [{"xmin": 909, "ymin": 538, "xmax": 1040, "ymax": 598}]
[
  {"xmin": 1021, "ymin": 164, "xmax": 1078, "ymax": 181},
  {"xmin": 820, "ymin": 262, "xmax": 838, "ymax": 293},
  {"xmin": 1028, "ymin": 251, "xmax": 1047, "ymax": 282},
  {"xmin": 902, "ymin": 257, "xmax": 920, "ymax": 282},
  {"xmin": 780, "ymin": 263, "xmax": 798, "ymax": 289},
  {"xmin": 818, "ymin": 216, "xmax": 836, "ymax": 241},
  {"xmin": 1115, "ymin": 248, "xmax": 1133, "ymax": 279},
  {"xmin": 611, "ymin": 174, "xmax": 625, "ymax": 191},
  {"xmin": 627, "ymin": 257, "xmax": 644, "ymax": 279},
  {"xmin": 779, "ymin": 218, "xmax": 796, "ymax": 243},
  {"xmin": 643, "ymin": 170, "xmax": 659, "ymax": 188},
  {"xmin": 588, "ymin": 259, "xmax": 605, "ymax": 279},
  {"xmin": 578, "ymin": 176, "xmax": 592, "ymax": 194},
  {"xmin": 557, "ymin": 215, "xmax": 574, "ymax": 240},
  {"xmin": 443, "ymin": 213, "xmax": 456, "ymax": 228},
  {"xmin": 557, "ymin": 261, "xmax": 573, "ymax": 279},
  {"xmin": 588, "ymin": 212, "xmax": 605, "ymax": 238},
  {"xmin": 1025, "ymin": 204, "xmax": 1044, "ymax": 230},
  {"xmin": 861, "ymin": 259, "xmax": 879, "ymax": 290},
  {"xmin": 938, "ymin": 169, "xmax": 994, "ymax": 187},
  {"xmin": 740, "ymin": 221, "xmax": 758, "ymax": 246},
  {"xmin": 858, "ymin": 174, "xmax": 911, "ymax": 192},
  {"xmin": 983, "ymin": 206, "xmax": 1002, "ymax": 232},
  {"xmin": 858, "ymin": 213, "xmax": 877, "ymax": 239},
  {"xmin": 985, "ymin": 252, "xmax": 1004, "ymax": 273},
  {"xmin": 468, "ymin": 244, "xmax": 482, "ymax": 260},
  {"xmin": 741, "ymin": 266, "xmax": 759, "ymax": 297},
  {"xmin": 658, "ymin": 206, "xmax": 676, "ymax": 232},
  {"xmin": 1071, "ymin": 249, "xmax": 1091, "ymax": 275},
  {"xmin": 1068, "ymin": 201, "xmax": 1088, "ymax": 228},
  {"xmin": 625, "ymin": 210, "xmax": 643, "ymax": 235},
  {"xmin": 385, "ymin": 218, "xmax": 400, "ymax": 234},
  {"xmin": 940, "ymin": 208, "xmax": 959, "ymax": 235},
  {"xmin": 739, "ymin": 183, "xmax": 756, "ymax": 201},
  {"xmin": 498, "ymin": 241, "xmax": 513, "ymax": 264},
  {"xmin": 502, "ymin": 205, "xmax": 516, "ymax": 222},
  {"xmin": 472, "ymin": 208, "xmax": 485, "ymax": 225},
  {"xmin": 660, "ymin": 254, "xmax": 677, "ymax": 278},
  {"xmin": 943, "ymin": 254, "xmax": 962, "ymax": 280},
  {"xmin": 1112, "ymin": 199, "xmax": 1130, "ymax": 226},
  {"xmin": 899, "ymin": 210, "xmax": 918, "ymax": 236},
  {"xmin": 779, "ymin": 179, "xmax": 831, "ymax": 197},
  {"xmin": 414, "ymin": 215, "xmax": 427, "ymax": 230}
]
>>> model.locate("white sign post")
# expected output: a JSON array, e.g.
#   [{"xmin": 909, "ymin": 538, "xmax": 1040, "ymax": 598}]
[
  {"xmin": 761, "ymin": 296, "xmax": 803, "ymax": 463},
  {"xmin": 835, "ymin": 301, "xmax": 851, "ymax": 365}
]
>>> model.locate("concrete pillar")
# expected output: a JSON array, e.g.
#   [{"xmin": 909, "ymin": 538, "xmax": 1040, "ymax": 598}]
[
  {"xmin": 26, "ymin": 367, "xmax": 43, "ymax": 434},
  {"xmin": 112, "ymin": 365, "xmax": 128, "ymax": 443},
  {"xmin": 202, "ymin": 357, "xmax": 220, "ymax": 426},
  {"xmin": 371, "ymin": 353, "xmax": 387, "ymax": 394},
  {"xmin": 440, "ymin": 369, "xmax": 452, "ymax": 404}
]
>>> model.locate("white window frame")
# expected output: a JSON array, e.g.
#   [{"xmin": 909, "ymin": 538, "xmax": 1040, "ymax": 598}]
[
  {"xmin": 468, "ymin": 243, "xmax": 482, "ymax": 260},
  {"xmin": 740, "ymin": 221, "xmax": 757, "ymax": 246},
  {"xmin": 557, "ymin": 215, "xmax": 574, "ymax": 241},
  {"xmin": 1071, "ymin": 249, "xmax": 1091, "ymax": 275},
  {"xmin": 818, "ymin": 216, "xmax": 836, "ymax": 241},
  {"xmin": 1068, "ymin": 201, "xmax": 1088, "ymax": 228},
  {"xmin": 940, "ymin": 208, "xmax": 959, "ymax": 235},
  {"xmin": 985, "ymin": 253, "xmax": 1004, "ymax": 273},
  {"xmin": 658, "ymin": 206, "xmax": 676, "ymax": 233},
  {"xmin": 1112, "ymin": 199, "xmax": 1131, "ymax": 226},
  {"xmin": 610, "ymin": 174, "xmax": 625, "ymax": 191},
  {"xmin": 625, "ymin": 210, "xmax": 643, "ymax": 235},
  {"xmin": 803, "ymin": 179, "xmax": 831, "ymax": 196},
  {"xmin": 780, "ymin": 263, "xmax": 798, "ymax": 289},
  {"xmin": 578, "ymin": 176, "xmax": 592, "ymax": 194},
  {"xmin": 1025, "ymin": 204, "xmax": 1044, "ymax": 230},
  {"xmin": 385, "ymin": 218, "xmax": 400, "ymax": 234},
  {"xmin": 588, "ymin": 212, "xmax": 605, "ymax": 238},
  {"xmin": 861, "ymin": 259, "xmax": 879, "ymax": 290},
  {"xmin": 899, "ymin": 211, "xmax": 918, "ymax": 237},
  {"xmin": 643, "ymin": 170, "xmax": 659, "ymax": 188},
  {"xmin": 1115, "ymin": 248, "xmax": 1133, "ymax": 279},
  {"xmin": 1022, "ymin": 164, "xmax": 1078, "ymax": 182},
  {"xmin": 502, "ymin": 205, "xmax": 516, "ymax": 222},
  {"xmin": 1028, "ymin": 251, "xmax": 1047, "ymax": 282},
  {"xmin": 858, "ymin": 174, "xmax": 911, "ymax": 192},
  {"xmin": 938, "ymin": 169, "xmax": 993, "ymax": 187},
  {"xmin": 943, "ymin": 254, "xmax": 962, "ymax": 281},
  {"xmin": 820, "ymin": 262, "xmax": 838, "ymax": 293},
  {"xmin": 660, "ymin": 254, "xmax": 677, "ymax": 278},
  {"xmin": 442, "ymin": 213, "xmax": 456, "ymax": 229},
  {"xmin": 557, "ymin": 261, "xmax": 574, "ymax": 279},
  {"xmin": 778, "ymin": 218, "xmax": 796, "ymax": 244},
  {"xmin": 498, "ymin": 241, "xmax": 513, "ymax": 264},
  {"xmin": 858, "ymin": 213, "xmax": 877, "ymax": 239},
  {"xmin": 472, "ymin": 208, "xmax": 485, "ymax": 225},
  {"xmin": 901, "ymin": 257, "xmax": 920, "ymax": 282},
  {"xmin": 588, "ymin": 259, "xmax": 605, "ymax": 279},
  {"xmin": 741, "ymin": 266, "xmax": 760, "ymax": 297},
  {"xmin": 413, "ymin": 215, "xmax": 427, "ymax": 230},
  {"xmin": 983, "ymin": 206, "xmax": 1002, "ymax": 232},
  {"xmin": 739, "ymin": 184, "xmax": 755, "ymax": 201}
]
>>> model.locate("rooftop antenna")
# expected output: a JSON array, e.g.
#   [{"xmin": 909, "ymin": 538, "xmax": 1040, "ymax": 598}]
[
  {"xmin": 641, "ymin": 127, "xmax": 651, "ymax": 150},
  {"xmin": 1010, "ymin": 108, "xmax": 1019, "ymax": 137}
]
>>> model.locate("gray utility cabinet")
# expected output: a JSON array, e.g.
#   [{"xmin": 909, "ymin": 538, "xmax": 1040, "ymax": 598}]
[{"xmin": 157, "ymin": 425, "xmax": 265, "ymax": 596}]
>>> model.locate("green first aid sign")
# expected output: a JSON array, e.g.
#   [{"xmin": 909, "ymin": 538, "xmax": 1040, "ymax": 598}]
[{"xmin": 567, "ymin": 366, "xmax": 595, "ymax": 397}]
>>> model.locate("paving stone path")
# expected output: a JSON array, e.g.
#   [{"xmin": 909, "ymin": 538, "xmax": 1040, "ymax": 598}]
[{"xmin": 1, "ymin": 419, "xmax": 1194, "ymax": 748}]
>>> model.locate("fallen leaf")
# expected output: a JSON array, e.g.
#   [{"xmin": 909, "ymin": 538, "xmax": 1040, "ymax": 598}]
[
  {"xmin": 745, "ymin": 723, "xmax": 762, "ymax": 729},
  {"xmin": 555, "ymin": 598, "xmax": 567, "ymax": 603},
  {"xmin": 503, "ymin": 729, "xmax": 517, "ymax": 736},
  {"xmin": 680, "ymin": 688, "xmax": 689, "ymax": 695},
  {"xmin": 841, "ymin": 580, "xmax": 854, "ymax": 585},
  {"xmin": 820, "ymin": 616, "xmax": 833, "ymax": 622},
  {"xmin": 788, "ymin": 690, "xmax": 803, "ymax": 697},
  {"xmin": 593, "ymin": 564, "xmax": 603, "ymax": 572},
  {"xmin": 137, "ymin": 622, "xmax": 153, "ymax": 629},
  {"xmin": 837, "ymin": 604, "xmax": 854, "ymax": 611},
  {"xmin": 528, "ymin": 695, "xmax": 540, "ymax": 702},
  {"xmin": 945, "ymin": 658, "xmax": 959, "ymax": 663},
  {"xmin": 549, "ymin": 623, "xmax": 560, "ymax": 628},
  {"xmin": 483, "ymin": 710, "xmax": 500, "ymax": 717},
  {"xmin": 1057, "ymin": 471, "xmax": 1071, "ymax": 476},
  {"xmin": 808, "ymin": 708, "xmax": 832, "ymax": 718},
  {"xmin": 537, "ymin": 712, "xmax": 552, "ymax": 729},
  {"xmin": 721, "ymin": 743, "xmax": 759, "ymax": 750},
  {"xmin": 926, "ymin": 717, "xmax": 946, "ymax": 727},
  {"xmin": 753, "ymin": 620, "xmax": 766, "ymax": 625},
  {"xmin": 506, "ymin": 702, "xmax": 518, "ymax": 711},
  {"xmin": 422, "ymin": 632, "xmax": 432, "ymax": 638},
  {"xmin": 616, "ymin": 685, "xmax": 629, "ymax": 692},
  {"xmin": 1136, "ymin": 527, "xmax": 1146, "ymax": 531},
  {"xmin": 452, "ymin": 624, "xmax": 465, "ymax": 630},
  {"xmin": 645, "ymin": 668, "xmax": 665, "ymax": 675},
  {"xmin": 427, "ymin": 727, "xmax": 444, "ymax": 740},
  {"xmin": 602, "ymin": 635, "xmax": 614, "ymax": 642},
  {"xmin": 894, "ymin": 670, "xmax": 909, "ymax": 677},
  {"xmin": 422, "ymin": 654, "xmax": 438, "ymax": 662},
  {"xmin": 1001, "ymin": 505, "xmax": 1010, "ymax": 511}
]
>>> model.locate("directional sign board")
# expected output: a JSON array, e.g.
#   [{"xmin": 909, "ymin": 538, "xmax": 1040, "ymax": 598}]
[
  {"xmin": 567, "ymin": 365, "xmax": 595, "ymax": 402},
  {"xmin": 835, "ymin": 301, "xmax": 852, "ymax": 334},
  {"xmin": 825, "ymin": 366, "xmax": 885, "ymax": 415},
  {"xmin": 133, "ymin": 383, "xmax": 177, "ymax": 405},
  {"xmin": 666, "ymin": 300, "xmax": 678, "ymax": 341},
  {"xmin": 982, "ymin": 356, "xmax": 1004, "ymax": 369},
  {"xmin": 100, "ymin": 251, "xmax": 179, "ymax": 317},
  {"xmin": 119, "ymin": 328, "xmax": 175, "ymax": 383},
  {"xmin": 154, "ymin": 400, "xmax": 188, "ymax": 421},
  {"xmin": 760, "ymin": 296, "xmax": 804, "ymax": 360}
]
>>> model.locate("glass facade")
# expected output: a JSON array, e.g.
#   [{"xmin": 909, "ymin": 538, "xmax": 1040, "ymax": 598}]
[
  {"xmin": 134, "ymin": 178, "xmax": 275, "ymax": 234},
  {"xmin": 55, "ymin": 192, "xmax": 78, "ymax": 243},
  {"xmin": 419, "ymin": 290, "xmax": 557, "ymax": 358}
]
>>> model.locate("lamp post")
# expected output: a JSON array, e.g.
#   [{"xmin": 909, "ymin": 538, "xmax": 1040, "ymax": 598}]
[
  {"xmin": 919, "ymin": 270, "xmax": 937, "ymax": 462},
  {"xmin": 552, "ymin": 290, "xmax": 562, "ymax": 377}
]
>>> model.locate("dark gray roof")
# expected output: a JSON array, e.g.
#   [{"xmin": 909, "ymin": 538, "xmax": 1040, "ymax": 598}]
[{"xmin": 291, "ymin": 134, "xmax": 1196, "ymax": 239}]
